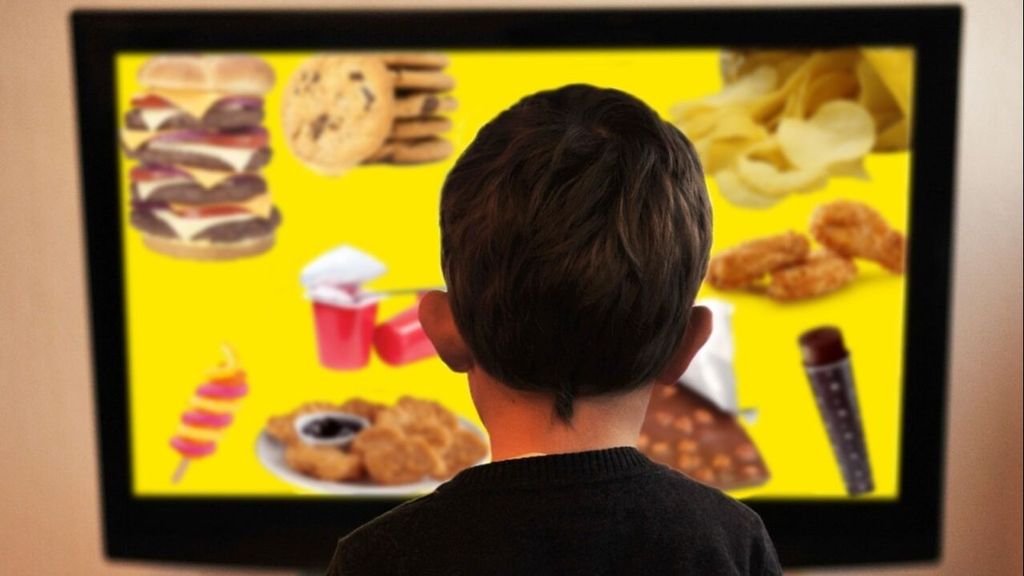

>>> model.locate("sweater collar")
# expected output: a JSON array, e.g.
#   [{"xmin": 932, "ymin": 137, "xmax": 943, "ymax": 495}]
[{"xmin": 442, "ymin": 446, "xmax": 655, "ymax": 491}]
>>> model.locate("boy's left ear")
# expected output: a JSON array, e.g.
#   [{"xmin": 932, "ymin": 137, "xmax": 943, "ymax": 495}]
[
  {"xmin": 656, "ymin": 305, "xmax": 713, "ymax": 385},
  {"xmin": 418, "ymin": 290, "xmax": 475, "ymax": 373}
]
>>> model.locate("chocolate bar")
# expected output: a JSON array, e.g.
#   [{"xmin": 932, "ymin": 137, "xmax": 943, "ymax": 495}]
[
  {"xmin": 800, "ymin": 326, "xmax": 874, "ymax": 496},
  {"xmin": 639, "ymin": 383, "xmax": 769, "ymax": 491}
]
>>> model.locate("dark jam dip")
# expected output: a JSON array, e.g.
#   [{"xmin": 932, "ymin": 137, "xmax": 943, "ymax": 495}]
[{"xmin": 294, "ymin": 412, "xmax": 369, "ymax": 447}]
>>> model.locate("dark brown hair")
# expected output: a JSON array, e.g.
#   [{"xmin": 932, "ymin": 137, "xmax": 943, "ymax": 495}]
[{"xmin": 440, "ymin": 84, "xmax": 711, "ymax": 423}]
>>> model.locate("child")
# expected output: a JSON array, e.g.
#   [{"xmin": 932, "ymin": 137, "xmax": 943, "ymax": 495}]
[{"xmin": 327, "ymin": 84, "xmax": 781, "ymax": 575}]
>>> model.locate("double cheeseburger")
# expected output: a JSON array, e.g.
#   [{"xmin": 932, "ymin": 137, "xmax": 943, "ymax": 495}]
[{"xmin": 121, "ymin": 55, "xmax": 281, "ymax": 260}]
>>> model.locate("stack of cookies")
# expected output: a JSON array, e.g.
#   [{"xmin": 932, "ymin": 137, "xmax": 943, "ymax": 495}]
[
  {"xmin": 283, "ymin": 53, "xmax": 457, "ymax": 175},
  {"xmin": 366, "ymin": 53, "xmax": 457, "ymax": 166}
]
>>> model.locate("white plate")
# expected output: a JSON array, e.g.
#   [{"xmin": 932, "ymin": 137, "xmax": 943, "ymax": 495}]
[{"xmin": 256, "ymin": 418, "xmax": 489, "ymax": 497}]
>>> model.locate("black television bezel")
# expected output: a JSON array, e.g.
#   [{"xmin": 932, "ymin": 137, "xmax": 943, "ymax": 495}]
[{"xmin": 72, "ymin": 7, "xmax": 960, "ymax": 569}]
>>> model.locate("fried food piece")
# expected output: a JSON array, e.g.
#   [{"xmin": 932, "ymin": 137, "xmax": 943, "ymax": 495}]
[
  {"xmin": 362, "ymin": 436, "xmax": 442, "ymax": 485},
  {"xmin": 266, "ymin": 401, "xmax": 337, "ymax": 445},
  {"xmin": 707, "ymin": 231, "xmax": 811, "ymax": 289},
  {"xmin": 351, "ymin": 425, "xmax": 406, "ymax": 456},
  {"xmin": 338, "ymin": 398, "xmax": 387, "ymax": 423},
  {"xmin": 266, "ymin": 414, "xmax": 299, "ymax": 444},
  {"xmin": 285, "ymin": 444, "xmax": 365, "ymax": 482},
  {"xmin": 406, "ymin": 421, "xmax": 453, "ymax": 453},
  {"xmin": 396, "ymin": 396, "xmax": 459, "ymax": 430},
  {"xmin": 437, "ymin": 428, "xmax": 489, "ymax": 480},
  {"xmin": 810, "ymin": 200, "xmax": 905, "ymax": 273},
  {"xmin": 767, "ymin": 250, "xmax": 858, "ymax": 301}
]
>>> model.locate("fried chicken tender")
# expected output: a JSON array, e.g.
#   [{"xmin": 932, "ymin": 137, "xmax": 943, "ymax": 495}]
[
  {"xmin": 707, "ymin": 231, "xmax": 810, "ymax": 289},
  {"xmin": 810, "ymin": 200, "xmax": 905, "ymax": 273},
  {"xmin": 767, "ymin": 250, "xmax": 857, "ymax": 301},
  {"xmin": 285, "ymin": 444, "xmax": 365, "ymax": 482}
]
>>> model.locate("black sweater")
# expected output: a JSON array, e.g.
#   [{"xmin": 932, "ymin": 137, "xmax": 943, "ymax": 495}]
[{"xmin": 326, "ymin": 447, "xmax": 781, "ymax": 575}]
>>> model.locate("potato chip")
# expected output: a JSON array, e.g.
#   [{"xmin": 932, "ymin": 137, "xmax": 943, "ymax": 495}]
[
  {"xmin": 713, "ymin": 169, "xmax": 781, "ymax": 209},
  {"xmin": 736, "ymin": 155, "xmax": 827, "ymax": 197},
  {"xmin": 802, "ymin": 70, "xmax": 859, "ymax": 117},
  {"xmin": 777, "ymin": 100, "xmax": 876, "ymax": 169},
  {"xmin": 828, "ymin": 158, "xmax": 870, "ymax": 180},
  {"xmin": 860, "ymin": 49, "xmax": 914, "ymax": 116},
  {"xmin": 722, "ymin": 50, "xmax": 812, "ymax": 86},
  {"xmin": 674, "ymin": 48, "xmax": 909, "ymax": 208},
  {"xmin": 856, "ymin": 58, "xmax": 908, "ymax": 150}
]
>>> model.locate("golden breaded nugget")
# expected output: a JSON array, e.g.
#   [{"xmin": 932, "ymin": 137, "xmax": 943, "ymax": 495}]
[
  {"xmin": 285, "ymin": 444, "xmax": 364, "ymax": 482},
  {"xmin": 396, "ymin": 396, "xmax": 459, "ymax": 430},
  {"xmin": 707, "ymin": 231, "xmax": 811, "ymax": 290},
  {"xmin": 338, "ymin": 398, "xmax": 387, "ymax": 423},
  {"xmin": 767, "ymin": 250, "xmax": 857, "ymax": 301},
  {"xmin": 363, "ymin": 437, "xmax": 441, "ymax": 485},
  {"xmin": 442, "ymin": 429, "xmax": 489, "ymax": 475},
  {"xmin": 266, "ymin": 414, "xmax": 299, "ymax": 444},
  {"xmin": 351, "ymin": 425, "xmax": 405, "ymax": 456},
  {"xmin": 809, "ymin": 200, "xmax": 905, "ymax": 273}
]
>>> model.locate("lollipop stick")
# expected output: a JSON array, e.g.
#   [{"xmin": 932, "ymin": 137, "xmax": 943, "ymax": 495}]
[{"xmin": 172, "ymin": 458, "xmax": 190, "ymax": 484}]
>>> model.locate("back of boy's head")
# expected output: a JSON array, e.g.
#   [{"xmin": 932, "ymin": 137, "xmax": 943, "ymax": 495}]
[{"xmin": 440, "ymin": 84, "xmax": 711, "ymax": 423}]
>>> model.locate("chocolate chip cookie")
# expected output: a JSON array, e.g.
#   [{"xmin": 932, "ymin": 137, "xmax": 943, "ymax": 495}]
[{"xmin": 282, "ymin": 55, "xmax": 395, "ymax": 175}]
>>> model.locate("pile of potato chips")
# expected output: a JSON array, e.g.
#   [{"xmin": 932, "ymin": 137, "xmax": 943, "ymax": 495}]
[{"xmin": 673, "ymin": 49, "xmax": 913, "ymax": 208}]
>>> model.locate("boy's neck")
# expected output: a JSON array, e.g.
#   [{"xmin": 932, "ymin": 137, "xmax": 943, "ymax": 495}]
[{"xmin": 470, "ymin": 372, "xmax": 653, "ymax": 462}]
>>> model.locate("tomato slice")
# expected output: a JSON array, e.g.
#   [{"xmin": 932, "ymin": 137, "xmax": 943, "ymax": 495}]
[
  {"xmin": 170, "ymin": 204, "xmax": 250, "ymax": 218},
  {"xmin": 200, "ymin": 131, "xmax": 268, "ymax": 148},
  {"xmin": 131, "ymin": 165, "xmax": 183, "ymax": 182},
  {"xmin": 131, "ymin": 94, "xmax": 174, "ymax": 109}
]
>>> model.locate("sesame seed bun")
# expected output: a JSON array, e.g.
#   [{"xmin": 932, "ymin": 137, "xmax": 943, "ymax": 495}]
[{"xmin": 138, "ymin": 55, "xmax": 275, "ymax": 95}]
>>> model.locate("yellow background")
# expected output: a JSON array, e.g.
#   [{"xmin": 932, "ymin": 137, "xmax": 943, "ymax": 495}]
[{"xmin": 117, "ymin": 50, "xmax": 907, "ymax": 499}]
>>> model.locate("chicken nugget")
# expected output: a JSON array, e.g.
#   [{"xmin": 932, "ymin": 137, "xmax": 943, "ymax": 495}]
[
  {"xmin": 351, "ymin": 425, "xmax": 405, "ymax": 456},
  {"xmin": 396, "ymin": 396, "xmax": 459, "ymax": 430},
  {"xmin": 285, "ymin": 444, "xmax": 364, "ymax": 482},
  {"xmin": 338, "ymin": 398, "xmax": 387, "ymax": 423},
  {"xmin": 363, "ymin": 437, "xmax": 441, "ymax": 485},
  {"xmin": 809, "ymin": 200, "xmax": 905, "ymax": 273},
  {"xmin": 767, "ymin": 250, "xmax": 857, "ymax": 301},
  {"xmin": 707, "ymin": 231, "xmax": 811, "ymax": 290},
  {"xmin": 406, "ymin": 421, "xmax": 454, "ymax": 453},
  {"xmin": 266, "ymin": 414, "xmax": 299, "ymax": 444},
  {"xmin": 441, "ymin": 428, "xmax": 489, "ymax": 477}
]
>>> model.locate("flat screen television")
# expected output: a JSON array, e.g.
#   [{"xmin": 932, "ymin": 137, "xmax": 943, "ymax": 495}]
[{"xmin": 72, "ymin": 7, "xmax": 961, "ymax": 569}]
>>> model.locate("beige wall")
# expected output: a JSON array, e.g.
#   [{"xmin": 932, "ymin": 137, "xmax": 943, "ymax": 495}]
[{"xmin": 1, "ymin": 1, "xmax": 1020, "ymax": 574}]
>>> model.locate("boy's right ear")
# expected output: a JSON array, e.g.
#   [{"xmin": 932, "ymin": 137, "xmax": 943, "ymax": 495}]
[{"xmin": 418, "ymin": 291, "xmax": 475, "ymax": 373}]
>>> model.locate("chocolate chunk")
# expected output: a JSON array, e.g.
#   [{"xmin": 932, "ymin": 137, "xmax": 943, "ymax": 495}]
[
  {"xmin": 310, "ymin": 114, "xmax": 329, "ymax": 141},
  {"xmin": 361, "ymin": 86, "xmax": 375, "ymax": 111},
  {"xmin": 349, "ymin": 71, "xmax": 364, "ymax": 81},
  {"xmin": 311, "ymin": 71, "xmax": 320, "ymax": 83},
  {"xmin": 421, "ymin": 95, "xmax": 439, "ymax": 115}
]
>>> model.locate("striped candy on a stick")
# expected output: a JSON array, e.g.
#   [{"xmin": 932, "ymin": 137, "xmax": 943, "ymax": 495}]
[{"xmin": 170, "ymin": 344, "xmax": 248, "ymax": 483}]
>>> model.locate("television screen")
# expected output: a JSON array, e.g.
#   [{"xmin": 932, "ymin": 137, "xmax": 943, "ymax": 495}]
[{"xmin": 75, "ymin": 8, "xmax": 959, "ymax": 568}]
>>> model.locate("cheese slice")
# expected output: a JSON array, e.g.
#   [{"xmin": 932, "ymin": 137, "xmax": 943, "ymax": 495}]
[
  {"xmin": 138, "ymin": 107, "xmax": 183, "ymax": 131},
  {"xmin": 135, "ymin": 176, "xmax": 192, "ymax": 200},
  {"xmin": 149, "ymin": 88, "xmax": 226, "ymax": 119},
  {"xmin": 175, "ymin": 165, "xmax": 238, "ymax": 189},
  {"xmin": 169, "ymin": 193, "xmax": 274, "ymax": 219},
  {"xmin": 120, "ymin": 128, "xmax": 156, "ymax": 152},
  {"xmin": 147, "ymin": 140, "xmax": 259, "ymax": 173},
  {"xmin": 153, "ymin": 210, "xmax": 257, "ymax": 241},
  {"xmin": 238, "ymin": 193, "xmax": 274, "ymax": 218}
]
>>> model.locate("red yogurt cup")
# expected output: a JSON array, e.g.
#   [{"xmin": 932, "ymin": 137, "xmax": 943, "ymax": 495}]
[
  {"xmin": 374, "ymin": 304, "xmax": 436, "ymax": 366},
  {"xmin": 311, "ymin": 295, "xmax": 379, "ymax": 370}
]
